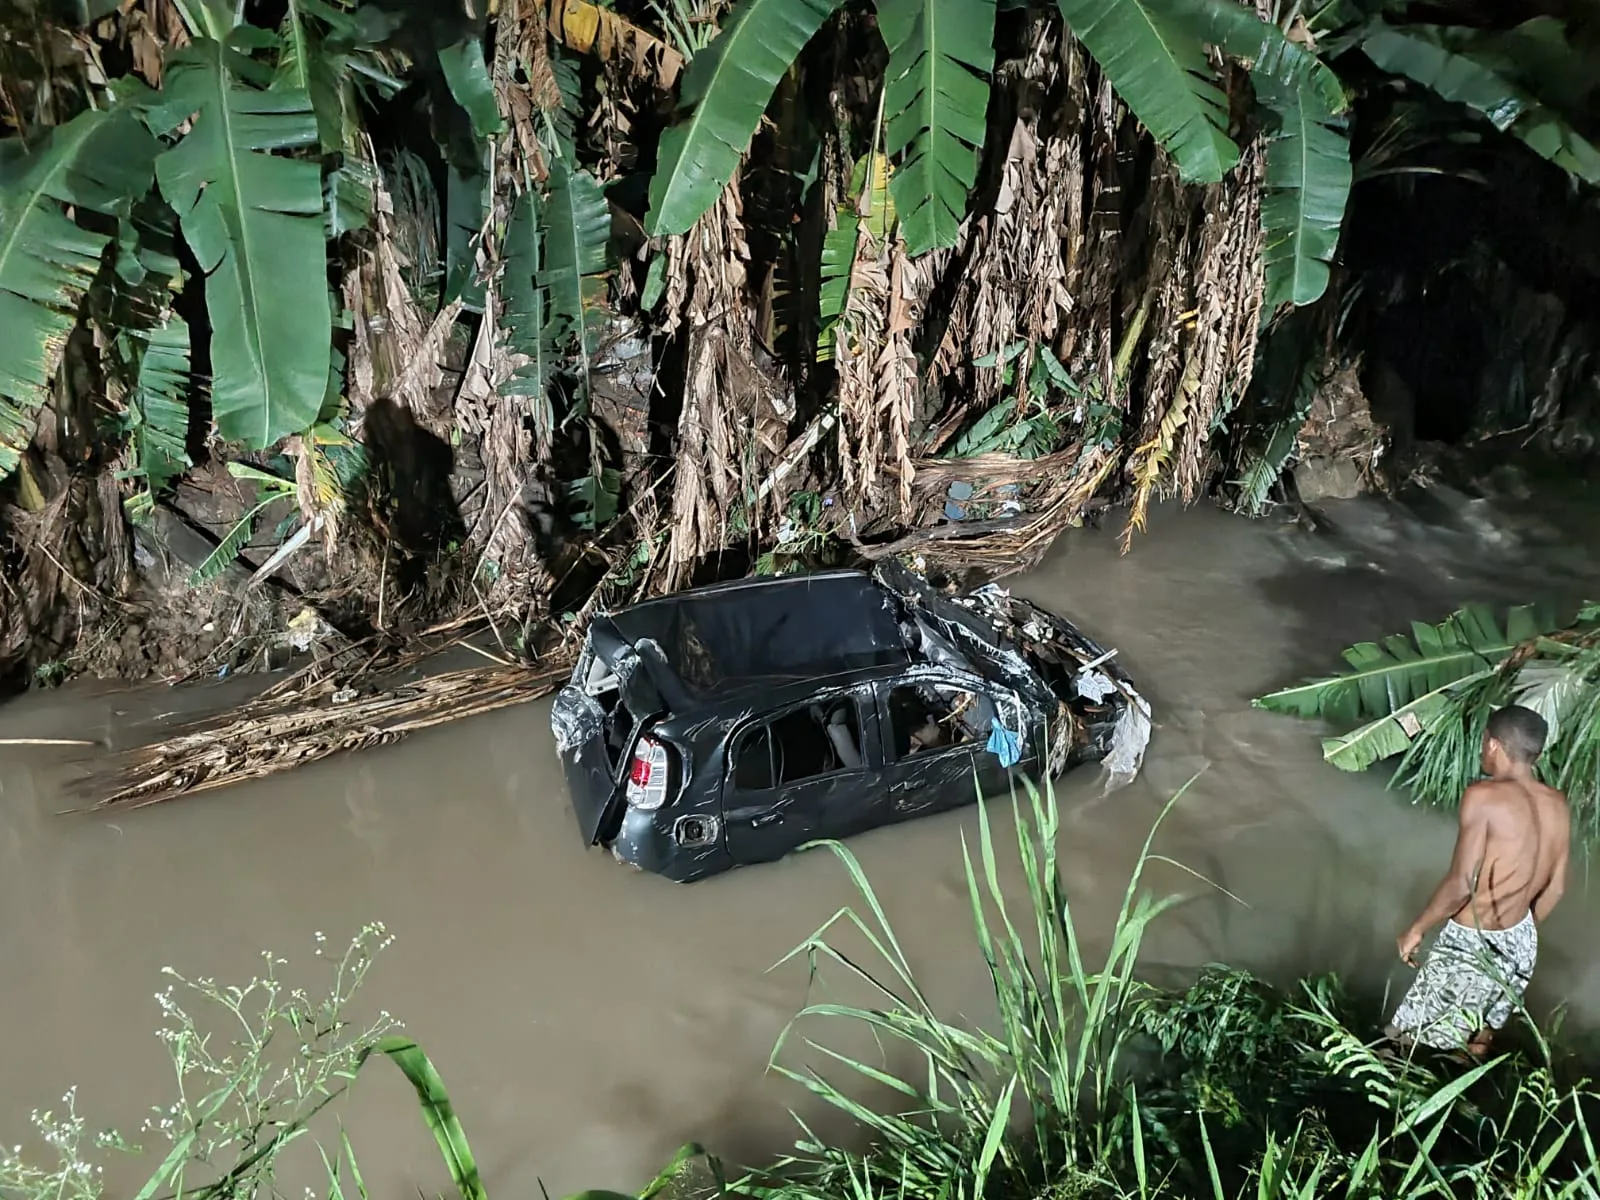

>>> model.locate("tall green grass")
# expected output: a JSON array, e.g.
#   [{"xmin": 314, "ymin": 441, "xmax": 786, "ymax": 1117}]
[{"xmin": 747, "ymin": 775, "xmax": 1600, "ymax": 1199}]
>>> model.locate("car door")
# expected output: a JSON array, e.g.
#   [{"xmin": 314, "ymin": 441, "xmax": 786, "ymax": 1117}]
[
  {"xmin": 722, "ymin": 690, "xmax": 883, "ymax": 866},
  {"xmin": 875, "ymin": 674, "xmax": 1011, "ymax": 820}
]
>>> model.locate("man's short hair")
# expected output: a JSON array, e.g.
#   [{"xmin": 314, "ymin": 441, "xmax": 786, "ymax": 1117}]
[{"xmin": 1486, "ymin": 704, "xmax": 1548, "ymax": 763}]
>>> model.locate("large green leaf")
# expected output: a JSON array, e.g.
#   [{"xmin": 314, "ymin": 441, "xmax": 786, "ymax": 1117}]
[
  {"xmin": 646, "ymin": 0, "xmax": 845, "ymax": 238},
  {"xmin": 1362, "ymin": 23, "xmax": 1600, "ymax": 187},
  {"xmin": 1319, "ymin": 670, "xmax": 1493, "ymax": 772},
  {"xmin": 1257, "ymin": 603, "xmax": 1568, "ymax": 773},
  {"xmin": 149, "ymin": 36, "xmax": 332, "ymax": 449},
  {"xmin": 1052, "ymin": 0, "xmax": 1238, "ymax": 184},
  {"xmin": 542, "ymin": 160, "xmax": 611, "ymax": 371},
  {"xmin": 1255, "ymin": 603, "xmax": 1557, "ymax": 726},
  {"xmin": 499, "ymin": 190, "xmax": 555, "ymax": 437},
  {"xmin": 1254, "ymin": 64, "xmax": 1350, "ymax": 310},
  {"xmin": 875, "ymin": 0, "xmax": 996, "ymax": 255},
  {"xmin": 815, "ymin": 210, "xmax": 859, "ymax": 362},
  {"xmin": 276, "ymin": 0, "xmax": 361, "ymax": 149},
  {"xmin": 1171, "ymin": 0, "xmax": 1351, "ymax": 310},
  {"xmin": 0, "ymin": 107, "xmax": 159, "ymax": 480},
  {"xmin": 438, "ymin": 35, "xmax": 504, "ymax": 141},
  {"xmin": 444, "ymin": 147, "xmax": 492, "ymax": 310},
  {"xmin": 499, "ymin": 163, "xmax": 609, "ymax": 432},
  {"xmin": 277, "ymin": 0, "xmax": 379, "ymax": 239},
  {"xmin": 1459, "ymin": 16, "xmax": 1596, "ymax": 116},
  {"xmin": 123, "ymin": 315, "xmax": 193, "ymax": 500}
]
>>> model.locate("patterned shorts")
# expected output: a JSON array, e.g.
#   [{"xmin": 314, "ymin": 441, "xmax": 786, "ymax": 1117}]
[{"xmin": 1389, "ymin": 911, "xmax": 1537, "ymax": 1051}]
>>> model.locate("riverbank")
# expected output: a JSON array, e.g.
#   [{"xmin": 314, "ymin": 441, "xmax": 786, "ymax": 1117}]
[{"xmin": 6, "ymin": 489, "xmax": 1600, "ymax": 1194}]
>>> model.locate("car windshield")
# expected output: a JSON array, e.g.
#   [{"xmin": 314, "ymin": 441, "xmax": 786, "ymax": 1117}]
[{"xmin": 609, "ymin": 573, "xmax": 908, "ymax": 694}]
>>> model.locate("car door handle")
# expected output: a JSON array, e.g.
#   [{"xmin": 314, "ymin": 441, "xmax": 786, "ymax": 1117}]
[
  {"xmin": 750, "ymin": 812, "xmax": 782, "ymax": 828},
  {"xmin": 889, "ymin": 779, "xmax": 921, "ymax": 794}
]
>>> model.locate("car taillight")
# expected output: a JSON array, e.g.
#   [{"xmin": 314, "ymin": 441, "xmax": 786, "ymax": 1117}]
[{"xmin": 625, "ymin": 736, "xmax": 673, "ymax": 811}]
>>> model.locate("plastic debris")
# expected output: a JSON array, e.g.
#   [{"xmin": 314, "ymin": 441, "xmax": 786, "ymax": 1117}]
[{"xmin": 986, "ymin": 718, "xmax": 1022, "ymax": 768}]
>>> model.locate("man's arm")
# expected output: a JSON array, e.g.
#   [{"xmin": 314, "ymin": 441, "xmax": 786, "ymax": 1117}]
[
  {"xmin": 1534, "ymin": 836, "xmax": 1569, "ymax": 924},
  {"xmin": 1401, "ymin": 785, "xmax": 1491, "ymax": 954}
]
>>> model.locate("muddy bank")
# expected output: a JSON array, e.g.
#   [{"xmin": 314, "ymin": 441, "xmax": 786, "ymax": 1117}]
[{"xmin": 4, "ymin": 486, "xmax": 1600, "ymax": 1197}]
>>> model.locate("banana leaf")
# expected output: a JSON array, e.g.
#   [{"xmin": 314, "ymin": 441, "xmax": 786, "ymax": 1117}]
[
  {"xmin": 276, "ymin": 0, "xmax": 367, "ymax": 151},
  {"xmin": 1255, "ymin": 77, "xmax": 1350, "ymax": 312},
  {"xmin": 542, "ymin": 162, "xmax": 610, "ymax": 345},
  {"xmin": 438, "ymin": 35, "xmax": 504, "ymax": 141},
  {"xmin": 817, "ymin": 152, "xmax": 891, "ymax": 360},
  {"xmin": 148, "ymin": 35, "xmax": 332, "ymax": 449},
  {"xmin": 278, "ymin": 0, "xmax": 382, "ymax": 238},
  {"xmin": 1361, "ymin": 23, "xmax": 1600, "ymax": 186},
  {"xmin": 1052, "ymin": 0, "xmax": 1238, "ymax": 184},
  {"xmin": 1257, "ymin": 602, "xmax": 1568, "ymax": 775},
  {"xmin": 444, "ymin": 147, "xmax": 492, "ymax": 310},
  {"xmin": 0, "ymin": 107, "xmax": 160, "ymax": 481},
  {"xmin": 541, "ymin": 161, "xmax": 611, "ymax": 383},
  {"xmin": 1319, "ymin": 670, "xmax": 1496, "ymax": 772},
  {"xmin": 1255, "ymin": 602, "xmax": 1559, "ymax": 725},
  {"xmin": 646, "ymin": 0, "xmax": 846, "ymax": 238},
  {"xmin": 875, "ymin": 0, "xmax": 996, "ymax": 255},
  {"xmin": 123, "ymin": 315, "xmax": 194, "ymax": 499},
  {"xmin": 1452, "ymin": 16, "xmax": 1595, "ymax": 116},
  {"xmin": 815, "ymin": 211, "xmax": 859, "ymax": 362},
  {"xmin": 1171, "ymin": 0, "xmax": 1352, "ymax": 311},
  {"xmin": 499, "ymin": 189, "xmax": 554, "ymax": 435}
]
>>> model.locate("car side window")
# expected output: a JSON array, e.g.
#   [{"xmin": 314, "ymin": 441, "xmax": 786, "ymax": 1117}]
[
  {"xmin": 729, "ymin": 697, "xmax": 866, "ymax": 791},
  {"xmin": 886, "ymin": 683, "xmax": 992, "ymax": 760},
  {"xmin": 732, "ymin": 724, "xmax": 775, "ymax": 791}
]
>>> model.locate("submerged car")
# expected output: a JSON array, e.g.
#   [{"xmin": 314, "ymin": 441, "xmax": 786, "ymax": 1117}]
[{"xmin": 549, "ymin": 561, "xmax": 1151, "ymax": 882}]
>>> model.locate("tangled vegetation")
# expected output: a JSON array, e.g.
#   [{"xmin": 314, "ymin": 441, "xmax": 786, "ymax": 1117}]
[
  {"xmin": 751, "ymin": 778, "xmax": 1600, "ymax": 1199},
  {"xmin": 1255, "ymin": 600, "xmax": 1600, "ymax": 848},
  {"xmin": 1, "ymin": 0, "xmax": 1598, "ymax": 689}
]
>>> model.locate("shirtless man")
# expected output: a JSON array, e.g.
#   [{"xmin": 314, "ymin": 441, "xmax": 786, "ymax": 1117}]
[{"xmin": 1386, "ymin": 704, "xmax": 1570, "ymax": 1057}]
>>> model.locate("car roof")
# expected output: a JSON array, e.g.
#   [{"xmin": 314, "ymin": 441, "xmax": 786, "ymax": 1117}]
[{"xmin": 602, "ymin": 569, "xmax": 914, "ymax": 703}]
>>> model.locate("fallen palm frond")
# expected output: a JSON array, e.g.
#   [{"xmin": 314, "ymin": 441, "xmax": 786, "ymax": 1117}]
[
  {"xmin": 80, "ymin": 656, "xmax": 573, "ymax": 810},
  {"xmin": 1256, "ymin": 600, "xmax": 1600, "ymax": 846}
]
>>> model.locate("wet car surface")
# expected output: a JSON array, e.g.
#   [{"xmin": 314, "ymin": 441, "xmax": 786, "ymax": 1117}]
[{"xmin": 549, "ymin": 562, "xmax": 1152, "ymax": 882}]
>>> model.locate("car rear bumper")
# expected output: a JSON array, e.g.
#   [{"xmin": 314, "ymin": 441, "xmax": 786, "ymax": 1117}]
[{"xmin": 609, "ymin": 808, "xmax": 730, "ymax": 883}]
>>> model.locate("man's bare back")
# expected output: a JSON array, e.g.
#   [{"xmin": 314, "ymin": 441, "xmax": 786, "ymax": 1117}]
[
  {"xmin": 1451, "ymin": 776, "xmax": 1569, "ymax": 931},
  {"xmin": 1388, "ymin": 704, "xmax": 1569, "ymax": 1055}
]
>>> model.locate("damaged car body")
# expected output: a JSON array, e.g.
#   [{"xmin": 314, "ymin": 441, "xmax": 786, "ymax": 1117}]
[{"xmin": 549, "ymin": 561, "xmax": 1152, "ymax": 883}]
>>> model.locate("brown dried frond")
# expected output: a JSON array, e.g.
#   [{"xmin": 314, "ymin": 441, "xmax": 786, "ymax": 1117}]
[
  {"xmin": 663, "ymin": 179, "xmax": 789, "ymax": 584},
  {"xmin": 346, "ymin": 138, "xmax": 461, "ymax": 440},
  {"xmin": 837, "ymin": 221, "xmax": 890, "ymax": 506},
  {"xmin": 1119, "ymin": 135, "xmax": 1266, "ymax": 554},
  {"xmin": 82, "ymin": 658, "xmax": 574, "ymax": 810}
]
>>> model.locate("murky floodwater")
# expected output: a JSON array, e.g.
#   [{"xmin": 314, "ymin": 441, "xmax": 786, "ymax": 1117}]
[{"xmin": 6, "ymin": 479, "xmax": 1600, "ymax": 1198}]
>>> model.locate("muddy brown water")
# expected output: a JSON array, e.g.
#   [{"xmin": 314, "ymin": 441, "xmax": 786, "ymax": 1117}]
[{"xmin": 6, "ymin": 484, "xmax": 1600, "ymax": 1198}]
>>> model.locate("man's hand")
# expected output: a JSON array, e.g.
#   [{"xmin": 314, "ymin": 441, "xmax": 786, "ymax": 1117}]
[{"xmin": 1397, "ymin": 926, "xmax": 1424, "ymax": 967}]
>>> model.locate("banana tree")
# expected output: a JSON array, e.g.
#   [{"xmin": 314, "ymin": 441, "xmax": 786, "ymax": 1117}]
[
  {"xmin": 642, "ymin": 0, "xmax": 1354, "ymax": 327},
  {"xmin": 0, "ymin": 108, "xmax": 162, "ymax": 478}
]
